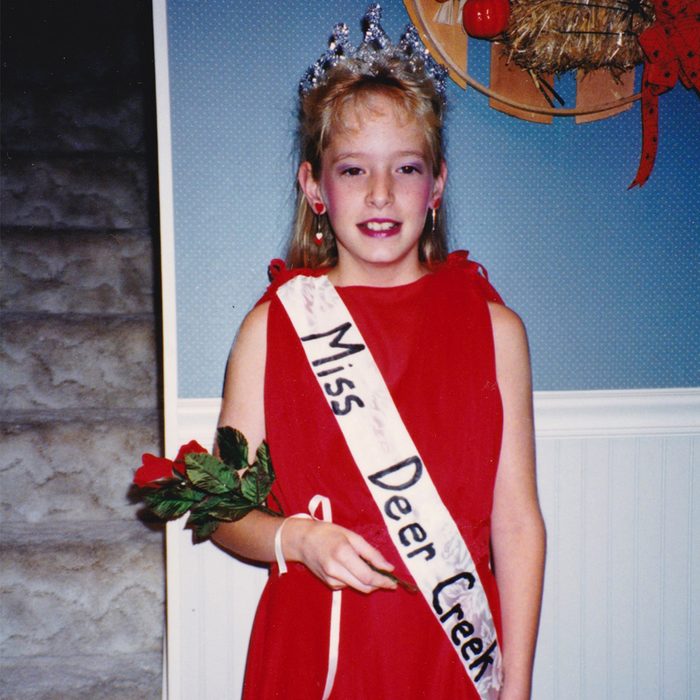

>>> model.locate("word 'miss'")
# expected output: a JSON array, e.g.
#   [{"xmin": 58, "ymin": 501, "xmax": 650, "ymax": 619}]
[{"xmin": 300, "ymin": 322, "xmax": 366, "ymax": 416}]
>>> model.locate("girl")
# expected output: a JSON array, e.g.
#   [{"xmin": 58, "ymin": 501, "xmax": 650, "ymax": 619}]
[{"xmin": 212, "ymin": 6, "xmax": 545, "ymax": 699}]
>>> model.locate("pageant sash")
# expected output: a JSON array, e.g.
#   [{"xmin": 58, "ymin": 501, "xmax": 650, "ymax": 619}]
[{"xmin": 277, "ymin": 275, "xmax": 502, "ymax": 699}]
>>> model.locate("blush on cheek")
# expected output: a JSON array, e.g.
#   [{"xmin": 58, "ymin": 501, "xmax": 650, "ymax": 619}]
[
  {"xmin": 319, "ymin": 174, "xmax": 338, "ymax": 209},
  {"xmin": 322, "ymin": 188, "xmax": 338, "ymax": 213},
  {"xmin": 414, "ymin": 180, "xmax": 436, "ymax": 208}
]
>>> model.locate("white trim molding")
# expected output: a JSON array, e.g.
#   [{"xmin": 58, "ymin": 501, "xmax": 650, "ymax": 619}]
[
  {"xmin": 152, "ymin": 0, "xmax": 179, "ymax": 456},
  {"xmin": 177, "ymin": 387, "xmax": 700, "ymax": 443},
  {"xmin": 174, "ymin": 397, "xmax": 221, "ymax": 446},
  {"xmin": 534, "ymin": 387, "xmax": 700, "ymax": 438}
]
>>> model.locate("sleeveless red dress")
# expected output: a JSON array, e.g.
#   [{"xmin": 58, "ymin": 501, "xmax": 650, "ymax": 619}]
[{"xmin": 243, "ymin": 252, "xmax": 504, "ymax": 699}]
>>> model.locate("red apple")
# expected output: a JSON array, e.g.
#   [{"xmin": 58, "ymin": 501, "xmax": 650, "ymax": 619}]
[{"xmin": 462, "ymin": 0, "xmax": 510, "ymax": 39}]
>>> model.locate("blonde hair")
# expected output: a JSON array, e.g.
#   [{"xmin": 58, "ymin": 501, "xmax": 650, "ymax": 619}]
[{"xmin": 287, "ymin": 57, "xmax": 448, "ymax": 269}]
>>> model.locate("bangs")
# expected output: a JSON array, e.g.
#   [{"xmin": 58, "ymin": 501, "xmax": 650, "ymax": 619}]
[
  {"xmin": 328, "ymin": 87, "xmax": 418, "ymax": 139},
  {"xmin": 317, "ymin": 78, "xmax": 440, "ymax": 176}
]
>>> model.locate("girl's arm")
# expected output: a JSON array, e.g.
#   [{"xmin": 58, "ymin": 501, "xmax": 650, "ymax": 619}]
[
  {"xmin": 488, "ymin": 303, "xmax": 546, "ymax": 700},
  {"xmin": 210, "ymin": 302, "xmax": 396, "ymax": 594}
]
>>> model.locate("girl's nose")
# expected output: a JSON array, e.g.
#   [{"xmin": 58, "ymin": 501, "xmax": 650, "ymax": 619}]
[{"xmin": 366, "ymin": 172, "xmax": 393, "ymax": 208}]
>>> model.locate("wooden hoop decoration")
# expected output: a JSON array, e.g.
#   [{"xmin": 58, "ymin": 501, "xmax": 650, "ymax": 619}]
[
  {"xmin": 403, "ymin": 0, "xmax": 642, "ymax": 120},
  {"xmin": 460, "ymin": 66, "xmax": 640, "ymax": 117}
]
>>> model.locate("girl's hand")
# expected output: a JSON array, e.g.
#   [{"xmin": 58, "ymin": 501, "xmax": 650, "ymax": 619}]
[{"xmin": 282, "ymin": 518, "xmax": 398, "ymax": 594}]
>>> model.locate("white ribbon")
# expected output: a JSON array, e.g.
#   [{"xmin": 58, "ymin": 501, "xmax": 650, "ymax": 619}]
[{"xmin": 273, "ymin": 495, "xmax": 341, "ymax": 700}]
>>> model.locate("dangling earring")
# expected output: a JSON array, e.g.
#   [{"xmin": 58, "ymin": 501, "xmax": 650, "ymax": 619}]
[
  {"xmin": 430, "ymin": 198, "xmax": 441, "ymax": 235},
  {"xmin": 313, "ymin": 202, "xmax": 326, "ymax": 246}
]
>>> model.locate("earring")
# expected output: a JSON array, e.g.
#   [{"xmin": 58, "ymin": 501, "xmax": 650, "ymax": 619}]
[
  {"xmin": 430, "ymin": 198, "xmax": 441, "ymax": 235},
  {"xmin": 313, "ymin": 202, "xmax": 326, "ymax": 246}
]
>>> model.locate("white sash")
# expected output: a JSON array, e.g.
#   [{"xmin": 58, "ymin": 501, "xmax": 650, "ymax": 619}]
[{"xmin": 277, "ymin": 275, "xmax": 502, "ymax": 699}]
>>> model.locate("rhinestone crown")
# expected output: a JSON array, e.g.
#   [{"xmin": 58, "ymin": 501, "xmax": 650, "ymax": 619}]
[{"xmin": 299, "ymin": 4, "xmax": 448, "ymax": 105}]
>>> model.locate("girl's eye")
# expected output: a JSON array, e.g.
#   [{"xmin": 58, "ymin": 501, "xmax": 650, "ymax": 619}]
[
  {"xmin": 399, "ymin": 165, "xmax": 422, "ymax": 174},
  {"xmin": 340, "ymin": 166, "xmax": 363, "ymax": 176}
]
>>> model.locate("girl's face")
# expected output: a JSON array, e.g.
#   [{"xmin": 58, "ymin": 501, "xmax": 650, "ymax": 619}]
[{"xmin": 299, "ymin": 94, "xmax": 446, "ymax": 285}]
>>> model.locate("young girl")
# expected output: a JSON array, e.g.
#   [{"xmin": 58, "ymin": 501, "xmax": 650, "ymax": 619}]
[{"xmin": 212, "ymin": 6, "xmax": 545, "ymax": 699}]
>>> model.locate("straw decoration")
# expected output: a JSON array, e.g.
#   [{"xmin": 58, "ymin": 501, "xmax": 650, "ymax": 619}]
[{"xmin": 505, "ymin": 0, "xmax": 655, "ymax": 75}]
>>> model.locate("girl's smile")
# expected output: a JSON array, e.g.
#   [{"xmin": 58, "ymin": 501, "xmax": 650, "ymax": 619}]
[
  {"xmin": 358, "ymin": 218, "xmax": 401, "ymax": 237},
  {"xmin": 298, "ymin": 94, "xmax": 446, "ymax": 286}
]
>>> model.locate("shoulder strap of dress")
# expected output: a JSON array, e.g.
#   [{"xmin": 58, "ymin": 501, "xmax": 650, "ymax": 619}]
[
  {"xmin": 256, "ymin": 253, "xmax": 504, "ymax": 306},
  {"xmin": 440, "ymin": 250, "xmax": 504, "ymax": 306},
  {"xmin": 255, "ymin": 259, "xmax": 330, "ymax": 306}
]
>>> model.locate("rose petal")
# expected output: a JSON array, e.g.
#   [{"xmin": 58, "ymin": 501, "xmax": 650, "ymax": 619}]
[
  {"xmin": 134, "ymin": 453, "xmax": 177, "ymax": 487},
  {"xmin": 173, "ymin": 440, "xmax": 208, "ymax": 474}
]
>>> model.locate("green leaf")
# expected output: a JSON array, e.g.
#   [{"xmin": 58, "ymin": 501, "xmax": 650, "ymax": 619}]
[
  {"xmin": 185, "ymin": 452, "xmax": 239, "ymax": 494},
  {"xmin": 185, "ymin": 512, "xmax": 220, "ymax": 542},
  {"xmin": 146, "ymin": 492, "xmax": 196, "ymax": 519},
  {"xmin": 194, "ymin": 493, "xmax": 255, "ymax": 521},
  {"xmin": 189, "ymin": 493, "xmax": 224, "ymax": 510},
  {"xmin": 187, "ymin": 502, "xmax": 218, "ymax": 522},
  {"xmin": 240, "ymin": 462, "xmax": 273, "ymax": 506},
  {"xmin": 255, "ymin": 441, "xmax": 274, "ymax": 481},
  {"xmin": 178, "ymin": 486, "xmax": 206, "ymax": 503},
  {"xmin": 217, "ymin": 427, "xmax": 249, "ymax": 468},
  {"xmin": 238, "ymin": 441, "xmax": 274, "ymax": 505},
  {"xmin": 214, "ymin": 502, "xmax": 256, "ymax": 521}
]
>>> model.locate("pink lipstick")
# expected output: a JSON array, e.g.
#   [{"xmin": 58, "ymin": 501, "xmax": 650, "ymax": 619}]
[{"xmin": 357, "ymin": 218, "xmax": 401, "ymax": 238}]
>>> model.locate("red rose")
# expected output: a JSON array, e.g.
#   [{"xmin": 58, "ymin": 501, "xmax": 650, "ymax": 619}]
[
  {"xmin": 134, "ymin": 440, "xmax": 208, "ymax": 487},
  {"xmin": 174, "ymin": 440, "xmax": 208, "ymax": 473},
  {"xmin": 134, "ymin": 453, "xmax": 178, "ymax": 487}
]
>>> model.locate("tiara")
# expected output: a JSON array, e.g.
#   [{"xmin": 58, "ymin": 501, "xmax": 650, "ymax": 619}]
[{"xmin": 299, "ymin": 3, "xmax": 448, "ymax": 105}]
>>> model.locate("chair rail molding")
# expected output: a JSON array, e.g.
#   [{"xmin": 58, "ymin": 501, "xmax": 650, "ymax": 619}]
[{"xmin": 176, "ymin": 387, "xmax": 700, "ymax": 443}]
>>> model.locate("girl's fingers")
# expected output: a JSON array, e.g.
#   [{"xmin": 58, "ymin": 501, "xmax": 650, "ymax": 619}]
[
  {"xmin": 332, "ymin": 535, "xmax": 397, "ymax": 592},
  {"xmin": 346, "ymin": 530, "xmax": 395, "ymax": 572},
  {"xmin": 325, "ymin": 561, "xmax": 392, "ymax": 593},
  {"xmin": 324, "ymin": 574, "xmax": 347, "ymax": 590},
  {"xmin": 293, "ymin": 520, "xmax": 398, "ymax": 593}
]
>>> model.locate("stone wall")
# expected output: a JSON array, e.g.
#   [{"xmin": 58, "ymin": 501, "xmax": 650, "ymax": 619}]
[{"xmin": 1, "ymin": 1, "xmax": 164, "ymax": 697}]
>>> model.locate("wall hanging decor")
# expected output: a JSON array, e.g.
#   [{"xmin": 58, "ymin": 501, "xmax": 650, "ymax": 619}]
[
  {"xmin": 506, "ymin": 0, "xmax": 653, "ymax": 75},
  {"xmin": 628, "ymin": 0, "xmax": 700, "ymax": 186},
  {"xmin": 404, "ymin": 0, "xmax": 700, "ymax": 186}
]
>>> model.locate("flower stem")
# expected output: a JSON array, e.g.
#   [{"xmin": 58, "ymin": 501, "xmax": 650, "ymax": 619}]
[{"xmin": 366, "ymin": 562, "xmax": 418, "ymax": 593}]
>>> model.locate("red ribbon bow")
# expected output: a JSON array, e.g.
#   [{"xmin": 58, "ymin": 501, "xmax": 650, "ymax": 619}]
[{"xmin": 629, "ymin": 0, "xmax": 700, "ymax": 188}]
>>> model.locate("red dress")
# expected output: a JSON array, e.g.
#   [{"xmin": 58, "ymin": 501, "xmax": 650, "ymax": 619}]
[{"xmin": 243, "ymin": 252, "xmax": 504, "ymax": 699}]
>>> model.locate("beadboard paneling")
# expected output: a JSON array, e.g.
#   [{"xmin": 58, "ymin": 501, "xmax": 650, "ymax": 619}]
[{"xmin": 165, "ymin": 389, "xmax": 700, "ymax": 699}]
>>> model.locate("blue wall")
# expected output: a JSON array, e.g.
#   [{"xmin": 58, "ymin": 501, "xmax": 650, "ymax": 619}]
[{"xmin": 167, "ymin": 0, "xmax": 699, "ymax": 396}]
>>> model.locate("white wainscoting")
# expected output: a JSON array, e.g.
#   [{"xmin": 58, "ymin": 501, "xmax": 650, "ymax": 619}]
[{"xmin": 164, "ymin": 389, "xmax": 700, "ymax": 700}]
